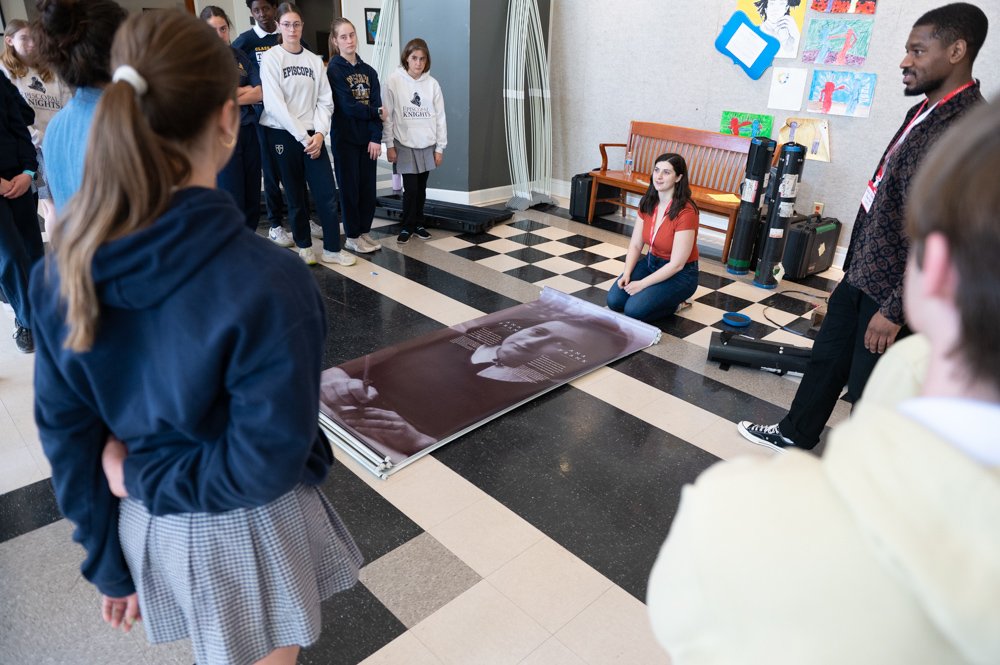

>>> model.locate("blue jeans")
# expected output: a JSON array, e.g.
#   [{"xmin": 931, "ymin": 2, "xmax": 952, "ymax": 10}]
[{"xmin": 607, "ymin": 255, "xmax": 698, "ymax": 322}]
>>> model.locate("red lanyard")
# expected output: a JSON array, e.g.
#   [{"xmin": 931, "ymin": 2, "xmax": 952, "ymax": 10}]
[{"xmin": 875, "ymin": 80, "xmax": 975, "ymax": 183}]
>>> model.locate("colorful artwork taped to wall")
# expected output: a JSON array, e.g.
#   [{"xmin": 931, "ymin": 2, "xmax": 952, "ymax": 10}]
[
  {"xmin": 778, "ymin": 117, "xmax": 831, "ymax": 161},
  {"xmin": 810, "ymin": 0, "xmax": 877, "ymax": 14},
  {"xmin": 737, "ymin": 0, "xmax": 807, "ymax": 59},
  {"xmin": 720, "ymin": 110, "xmax": 775, "ymax": 138},
  {"xmin": 806, "ymin": 69, "xmax": 877, "ymax": 117},
  {"xmin": 801, "ymin": 17, "xmax": 874, "ymax": 66}
]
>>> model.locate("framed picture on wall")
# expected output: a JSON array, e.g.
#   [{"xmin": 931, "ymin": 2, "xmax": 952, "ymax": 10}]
[{"xmin": 364, "ymin": 8, "xmax": 380, "ymax": 44}]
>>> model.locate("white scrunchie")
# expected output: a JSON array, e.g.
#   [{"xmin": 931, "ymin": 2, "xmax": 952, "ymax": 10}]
[{"xmin": 112, "ymin": 65, "xmax": 148, "ymax": 97}]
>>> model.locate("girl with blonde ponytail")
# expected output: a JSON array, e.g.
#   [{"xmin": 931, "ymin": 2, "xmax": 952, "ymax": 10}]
[{"xmin": 30, "ymin": 11, "xmax": 361, "ymax": 665}]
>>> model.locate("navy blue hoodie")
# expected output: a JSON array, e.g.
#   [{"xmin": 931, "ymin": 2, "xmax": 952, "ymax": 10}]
[
  {"xmin": 327, "ymin": 54, "xmax": 383, "ymax": 146},
  {"xmin": 30, "ymin": 188, "xmax": 332, "ymax": 597}
]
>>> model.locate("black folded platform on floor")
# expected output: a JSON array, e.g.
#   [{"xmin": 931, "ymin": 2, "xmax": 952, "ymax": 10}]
[
  {"xmin": 375, "ymin": 194, "xmax": 513, "ymax": 234},
  {"xmin": 707, "ymin": 331, "xmax": 811, "ymax": 375}
]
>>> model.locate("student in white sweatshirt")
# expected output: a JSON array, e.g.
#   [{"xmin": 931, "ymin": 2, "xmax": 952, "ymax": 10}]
[
  {"xmin": 382, "ymin": 38, "xmax": 447, "ymax": 244},
  {"xmin": 259, "ymin": 2, "xmax": 354, "ymax": 267}
]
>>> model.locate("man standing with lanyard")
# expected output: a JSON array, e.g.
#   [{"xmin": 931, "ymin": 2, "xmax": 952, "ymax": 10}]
[{"xmin": 739, "ymin": 3, "xmax": 988, "ymax": 452}]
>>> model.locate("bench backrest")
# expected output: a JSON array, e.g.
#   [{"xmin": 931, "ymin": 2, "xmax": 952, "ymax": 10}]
[{"xmin": 627, "ymin": 121, "xmax": 751, "ymax": 193}]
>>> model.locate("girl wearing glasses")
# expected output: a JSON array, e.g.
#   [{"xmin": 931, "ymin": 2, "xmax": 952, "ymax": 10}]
[{"xmin": 259, "ymin": 2, "xmax": 355, "ymax": 266}]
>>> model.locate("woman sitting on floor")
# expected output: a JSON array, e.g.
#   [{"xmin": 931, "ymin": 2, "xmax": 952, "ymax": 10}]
[{"xmin": 607, "ymin": 152, "xmax": 699, "ymax": 323}]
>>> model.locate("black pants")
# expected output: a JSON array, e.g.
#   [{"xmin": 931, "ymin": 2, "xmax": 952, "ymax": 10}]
[
  {"xmin": 256, "ymin": 122, "xmax": 284, "ymax": 228},
  {"xmin": 0, "ymin": 184, "xmax": 42, "ymax": 328},
  {"xmin": 779, "ymin": 280, "xmax": 908, "ymax": 448},
  {"xmin": 333, "ymin": 140, "xmax": 377, "ymax": 239},
  {"xmin": 401, "ymin": 171, "xmax": 429, "ymax": 232},
  {"xmin": 218, "ymin": 123, "xmax": 261, "ymax": 231}
]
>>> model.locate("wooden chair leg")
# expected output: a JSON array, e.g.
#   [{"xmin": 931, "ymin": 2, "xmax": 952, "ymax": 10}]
[
  {"xmin": 722, "ymin": 210, "xmax": 737, "ymax": 264},
  {"xmin": 586, "ymin": 176, "xmax": 599, "ymax": 224}
]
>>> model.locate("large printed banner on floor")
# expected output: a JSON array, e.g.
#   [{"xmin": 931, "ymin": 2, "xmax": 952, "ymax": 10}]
[{"xmin": 319, "ymin": 288, "xmax": 661, "ymax": 478}]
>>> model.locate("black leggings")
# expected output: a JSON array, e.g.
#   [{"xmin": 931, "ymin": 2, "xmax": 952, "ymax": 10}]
[{"xmin": 401, "ymin": 171, "xmax": 430, "ymax": 232}]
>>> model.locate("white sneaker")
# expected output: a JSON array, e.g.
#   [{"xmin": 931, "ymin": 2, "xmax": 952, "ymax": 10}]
[
  {"xmin": 268, "ymin": 226, "xmax": 294, "ymax": 247},
  {"xmin": 361, "ymin": 232, "xmax": 382, "ymax": 250},
  {"xmin": 322, "ymin": 249, "xmax": 357, "ymax": 266},
  {"xmin": 310, "ymin": 220, "xmax": 324, "ymax": 238},
  {"xmin": 345, "ymin": 236, "xmax": 377, "ymax": 254},
  {"xmin": 298, "ymin": 247, "xmax": 317, "ymax": 265}
]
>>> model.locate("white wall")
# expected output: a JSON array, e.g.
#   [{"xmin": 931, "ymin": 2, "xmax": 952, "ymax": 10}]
[
  {"xmin": 341, "ymin": 0, "xmax": 399, "ymax": 66},
  {"xmin": 549, "ymin": 0, "xmax": 1000, "ymax": 256}
]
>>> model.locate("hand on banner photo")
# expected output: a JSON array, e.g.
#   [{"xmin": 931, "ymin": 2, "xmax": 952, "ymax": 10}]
[
  {"xmin": 321, "ymin": 368, "xmax": 378, "ymax": 406},
  {"xmin": 336, "ymin": 405, "xmax": 435, "ymax": 455}
]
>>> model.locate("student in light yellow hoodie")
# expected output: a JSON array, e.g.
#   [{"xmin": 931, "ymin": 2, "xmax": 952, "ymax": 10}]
[{"xmin": 647, "ymin": 98, "xmax": 1000, "ymax": 665}]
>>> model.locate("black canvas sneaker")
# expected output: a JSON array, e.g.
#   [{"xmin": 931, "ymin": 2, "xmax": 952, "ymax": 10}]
[
  {"xmin": 13, "ymin": 323, "xmax": 34, "ymax": 354},
  {"xmin": 737, "ymin": 421, "xmax": 795, "ymax": 451}
]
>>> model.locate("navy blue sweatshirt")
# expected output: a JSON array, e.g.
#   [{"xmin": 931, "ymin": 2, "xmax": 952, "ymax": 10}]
[
  {"xmin": 30, "ymin": 188, "xmax": 332, "ymax": 597},
  {"xmin": 327, "ymin": 54, "xmax": 383, "ymax": 146},
  {"xmin": 0, "ymin": 71, "xmax": 37, "ymax": 176}
]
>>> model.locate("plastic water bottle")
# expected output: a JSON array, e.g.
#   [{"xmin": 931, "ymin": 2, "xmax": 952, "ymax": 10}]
[{"xmin": 624, "ymin": 151, "xmax": 634, "ymax": 177}]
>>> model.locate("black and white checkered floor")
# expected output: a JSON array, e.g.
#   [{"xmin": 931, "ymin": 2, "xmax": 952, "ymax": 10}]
[{"xmin": 422, "ymin": 217, "xmax": 835, "ymax": 351}]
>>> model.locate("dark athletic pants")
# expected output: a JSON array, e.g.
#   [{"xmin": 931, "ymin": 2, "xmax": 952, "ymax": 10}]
[
  {"xmin": 218, "ymin": 123, "xmax": 261, "ymax": 230},
  {"xmin": 779, "ymin": 280, "xmax": 908, "ymax": 448},
  {"xmin": 265, "ymin": 127, "xmax": 342, "ymax": 253},
  {"xmin": 0, "ymin": 181, "xmax": 42, "ymax": 328},
  {"xmin": 333, "ymin": 140, "xmax": 377, "ymax": 239},
  {"xmin": 401, "ymin": 171, "xmax": 430, "ymax": 232},
  {"xmin": 256, "ymin": 122, "xmax": 284, "ymax": 228}
]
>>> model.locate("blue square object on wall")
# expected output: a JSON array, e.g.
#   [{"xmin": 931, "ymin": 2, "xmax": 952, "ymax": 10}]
[{"xmin": 715, "ymin": 11, "xmax": 781, "ymax": 80}]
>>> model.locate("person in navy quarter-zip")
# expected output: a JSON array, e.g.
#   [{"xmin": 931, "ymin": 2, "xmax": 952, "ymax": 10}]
[
  {"xmin": 202, "ymin": 6, "xmax": 263, "ymax": 231},
  {"xmin": 0, "ymin": 69, "xmax": 41, "ymax": 354},
  {"xmin": 327, "ymin": 17, "xmax": 385, "ymax": 255},
  {"xmin": 259, "ymin": 3, "xmax": 355, "ymax": 267},
  {"xmin": 31, "ymin": 11, "xmax": 361, "ymax": 665},
  {"xmin": 383, "ymin": 38, "xmax": 448, "ymax": 244}
]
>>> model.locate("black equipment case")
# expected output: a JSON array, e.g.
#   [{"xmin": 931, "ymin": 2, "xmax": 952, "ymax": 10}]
[
  {"xmin": 570, "ymin": 172, "xmax": 619, "ymax": 221},
  {"xmin": 781, "ymin": 214, "xmax": 842, "ymax": 280},
  {"xmin": 707, "ymin": 331, "xmax": 811, "ymax": 375},
  {"xmin": 375, "ymin": 194, "xmax": 512, "ymax": 234}
]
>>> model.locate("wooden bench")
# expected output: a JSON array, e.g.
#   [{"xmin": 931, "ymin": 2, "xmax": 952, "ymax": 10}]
[{"xmin": 587, "ymin": 121, "xmax": 751, "ymax": 263}]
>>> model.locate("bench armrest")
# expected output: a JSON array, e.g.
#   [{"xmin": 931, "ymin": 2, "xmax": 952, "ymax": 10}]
[{"xmin": 598, "ymin": 143, "xmax": 627, "ymax": 171}]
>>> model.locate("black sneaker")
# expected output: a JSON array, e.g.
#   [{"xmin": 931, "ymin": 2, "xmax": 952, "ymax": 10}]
[
  {"xmin": 397, "ymin": 229, "xmax": 411, "ymax": 244},
  {"xmin": 414, "ymin": 226, "xmax": 431, "ymax": 240},
  {"xmin": 13, "ymin": 323, "xmax": 34, "ymax": 354},
  {"xmin": 737, "ymin": 421, "xmax": 795, "ymax": 451}
]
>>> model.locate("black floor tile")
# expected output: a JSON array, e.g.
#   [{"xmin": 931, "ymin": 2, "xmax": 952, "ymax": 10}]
[
  {"xmin": 509, "ymin": 219, "xmax": 548, "ymax": 232},
  {"xmin": 452, "ymin": 245, "xmax": 500, "ymax": 262},
  {"xmin": 560, "ymin": 249, "xmax": 610, "ymax": 266},
  {"xmin": 505, "ymin": 232, "xmax": 551, "ymax": 247},
  {"xmin": 571, "ymin": 286, "xmax": 612, "ymax": 308},
  {"xmin": 299, "ymin": 582, "xmax": 407, "ymax": 665},
  {"xmin": 563, "ymin": 266, "xmax": 615, "ymax": 286},
  {"xmin": 559, "ymin": 234, "xmax": 604, "ymax": 249},
  {"xmin": 657, "ymin": 315, "xmax": 709, "ymax": 339},
  {"xmin": 588, "ymin": 215, "xmax": 632, "ymax": 237},
  {"xmin": 697, "ymin": 272, "xmax": 735, "ymax": 289},
  {"xmin": 695, "ymin": 291, "xmax": 754, "ymax": 312},
  {"xmin": 758, "ymin": 292, "xmax": 823, "ymax": 316},
  {"xmin": 783, "ymin": 316, "xmax": 817, "ymax": 339},
  {"xmin": 321, "ymin": 460, "xmax": 423, "ymax": 563},
  {"xmin": 0, "ymin": 479, "xmax": 62, "ymax": 544},
  {"xmin": 786, "ymin": 273, "xmax": 839, "ymax": 293},
  {"xmin": 455, "ymin": 231, "xmax": 501, "ymax": 244},
  {"xmin": 508, "ymin": 247, "xmax": 561, "ymax": 264},
  {"xmin": 504, "ymin": 265, "xmax": 558, "ymax": 283}
]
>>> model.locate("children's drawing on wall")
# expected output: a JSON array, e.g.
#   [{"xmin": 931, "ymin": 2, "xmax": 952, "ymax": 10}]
[
  {"xmin": 737, "ymin": 0, "xmax": 807, "ymax": 59},
  {"xmin": 809, "ymin": 0, "xmax": 877, "ymax": 15},
  {"xmin": 801, "ymin": 18, "xmax": 874, "ymax": 66},
  {"xmin": 807, "ymin": 69, "xmax": 876, "ymax": 117},
  {"xmin": 778, "ymin": 117, "xmax": 831, "ymax": 161},
  {"xmin": 720, "ymin": 110, "xmax": 775, "ymax": 138},
  {"xmin": 767, "ymin": 67, "xmax": 808, "ymax": 110}
]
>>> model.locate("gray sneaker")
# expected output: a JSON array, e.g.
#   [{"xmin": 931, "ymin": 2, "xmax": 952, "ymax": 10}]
[
  {"xmin": 345, "ymin": 236, "xmax": 377, "ymax": 254},
  {"xmin": 322, "ymin": 249, "xmax": 357, "ymax": 266},
  {"xmin": 361, "ymin": 232, "xmax": 382, "ymax": 249},
  {"xmin": 268, "ymin": 226, "xmax": 294, "ymax": 247},
  {"xmin": 309, "ymin": 220, "xmax": 324, "ymax": 239}
]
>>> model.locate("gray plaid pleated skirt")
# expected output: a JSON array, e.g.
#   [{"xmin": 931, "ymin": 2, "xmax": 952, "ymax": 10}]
[
  {"xmin": 119, "ymin": 484, "xmax": 363, "ymax": 665},
  {"xmin": 393, "ymin": 140, "xmax": 437, "ymax": 175}
]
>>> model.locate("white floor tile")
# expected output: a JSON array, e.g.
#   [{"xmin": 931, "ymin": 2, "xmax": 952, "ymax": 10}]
[
  {"xmin": 519, "ymin": 636, "xmax": 587, "ymax": 665},
  {"xmin": 412, "ymin": 580, "xmax": 549, "ymax": 665},
  {"xmin": 556, "ymin": 586, "xmax": 670, "ymax": 665},
  {"xmin": 360, "ymin": 630, "xmax": 444, "ymax": 664},
  {"xmin": 477, "ymin": 254, "xmax": 528, "ymax": 273}
]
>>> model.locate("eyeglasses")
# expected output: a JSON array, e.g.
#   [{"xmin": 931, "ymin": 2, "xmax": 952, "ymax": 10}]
[{"xmin": 279, "ymin": 21, "xmax": 303, "ymax": 29}]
